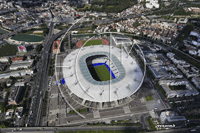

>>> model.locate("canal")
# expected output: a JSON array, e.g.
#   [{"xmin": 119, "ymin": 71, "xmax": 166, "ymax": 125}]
[{"xmin": 11, "ymin": 34, "xmax": 44, "ymax": 42}]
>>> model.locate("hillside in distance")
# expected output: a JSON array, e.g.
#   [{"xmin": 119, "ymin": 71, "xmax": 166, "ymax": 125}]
[{"xmin": 78, "ymin": 0, "xmax": 137, "ymax": 13}]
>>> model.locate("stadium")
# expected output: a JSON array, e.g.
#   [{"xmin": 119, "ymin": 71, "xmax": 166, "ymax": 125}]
[{"xmin": 60, "ymin": 40, "xmax": 144, "ymax": 109}]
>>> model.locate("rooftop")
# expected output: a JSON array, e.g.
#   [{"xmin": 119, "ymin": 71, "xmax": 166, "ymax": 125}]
[{"xmin": 62, "ymin": 45, "xmax": 143, "ymax": 102}]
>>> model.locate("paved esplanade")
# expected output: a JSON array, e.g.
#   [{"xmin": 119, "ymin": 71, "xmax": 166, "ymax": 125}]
[{"xmin": 62, "ymin": 45, "xmax": 143, "ymax": 103}]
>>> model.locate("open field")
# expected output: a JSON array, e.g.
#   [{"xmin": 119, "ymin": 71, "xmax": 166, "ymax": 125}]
[
  {"xmin": 82, "ymin": 39, "xmax": 103, "ymax": 47},
  {"xmin": 94, "ymin": 65, "xmax": 112, "ymax": 81},
  {"xmin": 0, "ymin": 44, "xmax": 18, "ymax": 57}
]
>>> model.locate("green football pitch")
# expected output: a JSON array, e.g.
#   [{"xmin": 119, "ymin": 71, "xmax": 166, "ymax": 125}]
[
  {"xmin": 82, "ymin": 39, "xmax": 102, "ymax": 47},
  {"xmin": 94, "ymin": 65, "xmax": 112, "ymax": 81}
]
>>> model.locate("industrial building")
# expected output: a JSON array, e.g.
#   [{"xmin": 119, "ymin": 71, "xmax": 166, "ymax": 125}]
[
  {"xmin": 160, "ymin": 111, "xmax": 186, "ymax": 127},
  {"xmin": 0, "ymin": 69, "xmax": 33, "ymax": 79},
  {"xmin": 10, "ymin": 60, "xmax": 33, "ymax": 70},
  {"xmin": 112, "ymin": 36, "xmax": 132, "ymax": 46}
]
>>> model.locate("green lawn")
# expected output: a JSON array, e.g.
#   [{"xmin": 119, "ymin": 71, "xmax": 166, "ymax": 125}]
[
  {"xmin": 169, "ymin": 85, "xmax": 187, "ymax": 90},
  {"xmin": 0, "ymin": 44, "xmax": 18, "ymax": 57},
  {"xmin": 147, "ymin": 116, "xmax": 156, "ymax": 131},
  {"xmin": 68, "ymin": 108, "xmax": 89, "ymax": 114},
  {"xmin": 82, "ymin": 39, "xmax": 102, "ymax": 47},
  {"xmin": 94, "ymin": 65, "xmax": 112, "ymax": 81},
  {"xmin": 145, "ymin": 96, "xmax": 154, "ymax": 101},
  {"xmin": 176, "ymin": 24, "xmax": 194, "ymax": 41},
  {"xmin": 58, "ymin": 130, "xmax": 145, "ymax": 133}
]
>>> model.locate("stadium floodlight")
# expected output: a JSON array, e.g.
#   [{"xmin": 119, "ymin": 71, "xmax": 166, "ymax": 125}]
[
  {"xmin": 70, "ymin": 73, "xmax": 74, "ymax": 77},
  {"xmin": 74, "ymin": 80, "xmax": 79, "ymax": 85},
  {"xmin": 134, "ymin": 78, "xmax": 139, "ymax": 82},
  {"xmin": 126, "ymin": 84, "xmax": 130, "ymax": 89},
  {"xmin": 100, "ymin": 90, "xmax": 104, "ymax": 95},
  {"xmin": 86, "ymin": 87, "xmax": 90, "ymax": 92},
  {"xmin": 114, "ymin": 88, "xmax": 118, "ymax": 94}
]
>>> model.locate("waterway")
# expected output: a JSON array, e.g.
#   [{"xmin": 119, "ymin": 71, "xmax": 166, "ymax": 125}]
[
  {"xmin": 11, "ymin": 34, "xmax": 44, "ymax": 42},
  {"xmin": 0, "ymin": 27, "xmax": 9, "ymax": 34}
]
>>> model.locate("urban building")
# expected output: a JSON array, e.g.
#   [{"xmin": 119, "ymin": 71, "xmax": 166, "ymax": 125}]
[
  {"xmin": 5, "ymin": 109, "xmax": 14, "ymax": 119},
  {"xmin": 11, "ymin": 57, "xmax": 24, "ymax": 62},
  {"xmin": 160, "ymin": 110, "xmax": 186, "ymax": 127},
  {"xmin": 148, "ymin": 65, "xmax": 169, "ymax": 79},
  {"xmin": 15, "ymin": 107, "xmax": 23, "ymax": 119},
  {"xmin": 146, "ymin": 53, "xmax": 170, "ymax": 65},
  {"xmin": 52, "ymin": 40, "xmax": 61, "ymax": 54},
  {"xmin": 18, "ymin": 45, "xmax": 27, "ymax": 53},
  {"xmin": 159, "ymin": 79, "xmax": 199, "ymax": 98},
  {"xmin": 191, "ymin": 76, "xmax": 200, "ymax": 89},
  {"xmin": 10, "ymin": 60, "xmax": 33, "ymax": 70},
  {"xmin": 8, "ymin": 86, "xmax": 23, "ymax": 105},
  {"xmin": 0, "ymin": 69, "xmax": 33, "ymax": 79},
  {"xmin": 112, "ymin": 36, "xmax": 132, "ymax": 46},
  {"xmin": 0, "ymin": 57, "xmax": 8, "ymax": 62}
]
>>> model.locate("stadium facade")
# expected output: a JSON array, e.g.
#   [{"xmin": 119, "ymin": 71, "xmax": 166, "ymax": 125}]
[{"xmin": 61, "ymin": 45, "xmax": 144, "ymax": 109}]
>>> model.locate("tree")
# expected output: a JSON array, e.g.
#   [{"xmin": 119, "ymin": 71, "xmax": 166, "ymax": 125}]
[
  {"xmin": 36, "ymin": 44, "xmax": 43, "ymax": 53},
  {"xmin": 0, "ymin": 103, "xmax": 6, "ymax": 112},
  {"xmin": 0, "ymin": 123, "xmax": 6, "ymax": 128}
]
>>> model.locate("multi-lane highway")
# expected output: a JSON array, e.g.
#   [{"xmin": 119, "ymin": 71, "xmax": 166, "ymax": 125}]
[
  {"xmin": 0, "ymin": 126, "xmax": 200, "ymax": 133},
  {"xmin": 32, "ymin": 22, "xmax": 80, "ymax": 126},
  {"xmin": 33, "ymin": 22, "xmax": 55, "ymax": 126}
]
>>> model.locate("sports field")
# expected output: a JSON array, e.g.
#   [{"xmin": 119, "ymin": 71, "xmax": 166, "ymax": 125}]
[
  {"xmin": 94, "ymin": 65, "xmax": 112, "ymax": 81},
  {"xmin": 82, "ymin": 39, "xmax": 102, "ymax": 47}
]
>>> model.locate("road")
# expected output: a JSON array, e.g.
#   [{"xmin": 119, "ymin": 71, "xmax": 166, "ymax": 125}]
[
  {"xmin": 1, "ymin": 126, "xmax": 200, "ymax": 133},
  {"xmin": 32, "ymin": 23, "xmax": 80, "ymax": 126},
  {"xmin": 1, "ymin": 126, "xmax": 141, "ymax": 132},
  {"xmin": 34, "ymin": 22, "xmax": 56, "ymax": 126}
]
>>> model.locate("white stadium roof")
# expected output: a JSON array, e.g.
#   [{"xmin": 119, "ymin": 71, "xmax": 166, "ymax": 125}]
[{"xmin": 62, "ymin": 45, "xmax": 143, "ymax": 103}]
